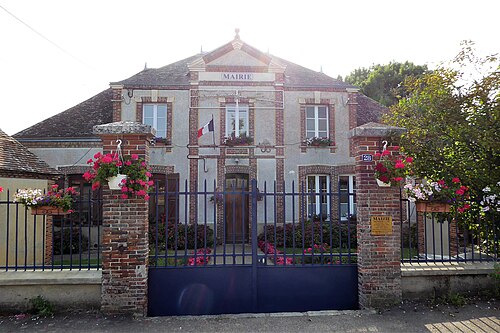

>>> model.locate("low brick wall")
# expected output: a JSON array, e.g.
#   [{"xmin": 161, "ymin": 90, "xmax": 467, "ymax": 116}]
[
  {"xmin": 0, "ymin": 271, "xmax": 101, "ymax": 313},
  {"xmin": 401, "ymin": 262, "xmax": 496, "ymax": 300}
]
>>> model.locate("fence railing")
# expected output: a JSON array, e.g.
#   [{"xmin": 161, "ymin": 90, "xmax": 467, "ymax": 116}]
[
  {"xmin": 0, "ymin": 189, "xmax": 102, "ymax": 271},
  {"xmin": 148, "ymin": 179, "xmax": 357, "ymax": 268},
  {"xmin": 400, "ymin": 195, "xmax": 499, "ymax": 264}
]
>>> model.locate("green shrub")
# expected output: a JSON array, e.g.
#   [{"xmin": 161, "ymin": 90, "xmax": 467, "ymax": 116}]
[
  {"xmin": 258, "ymin": 220, "xmax": 357, "ymax": 250},
  {"xmin": 149, "ymin": 219, "xmax": 214, "ymax": 251},
  {"xmin": 30, "ymin": 296, "xmax": 53, "ymax": 317},
  {"xmin": 53, "ymin": 228, "xmax": 89, "ymax": 255}
]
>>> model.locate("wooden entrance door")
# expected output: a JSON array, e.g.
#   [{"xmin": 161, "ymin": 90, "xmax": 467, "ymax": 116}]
[{"xmin": 225, "ymin": 173, "xmax": 249, "ymax": 243}]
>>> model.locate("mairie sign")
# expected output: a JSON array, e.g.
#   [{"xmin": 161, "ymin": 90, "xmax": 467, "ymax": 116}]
[{"xmin": 221, "ymin": 73, "xmax": 254, "ymax": 81}]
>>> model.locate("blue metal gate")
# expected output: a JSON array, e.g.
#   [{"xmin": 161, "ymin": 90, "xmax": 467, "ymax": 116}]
[{"xmin": 148, "ymin": 179, "xmax": 358, "ymax": 316}]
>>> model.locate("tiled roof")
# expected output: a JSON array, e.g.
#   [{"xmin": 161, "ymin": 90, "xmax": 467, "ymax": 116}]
[
  {"xmin": 14, "ymin": 89, "xmax": 113, "ymax": 138},
  {"xmin": 272, "ymin": 56, "xmax": 356, "ymax": 89},
  {"xmin": 0, "ymin": 128, "xmax": 59, "ymax": 176},
  {"xmin": 112, "ymin": 55, "xmax": 199, "ymax": 87},
  {"xmin": 113, "ymin": 53, "xmax": 355, "ymax": 90},
  {"xmin": 356, "ymin": 94, "xmax": 389, "ymax": 126}
]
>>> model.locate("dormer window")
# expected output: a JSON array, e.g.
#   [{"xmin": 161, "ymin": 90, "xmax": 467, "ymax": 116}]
[{"xmin": 143, "ymin": 104, "xmax": 167, "ymax": 138}]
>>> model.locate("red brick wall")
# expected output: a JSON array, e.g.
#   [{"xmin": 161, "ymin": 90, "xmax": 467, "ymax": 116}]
[
  {"xmin": 352, "ymin": 134, "xmax": 402, "ymax": 309},
  {"xmin": 98, "ymin": 129, "xmax": 152, "ymax": 316}
]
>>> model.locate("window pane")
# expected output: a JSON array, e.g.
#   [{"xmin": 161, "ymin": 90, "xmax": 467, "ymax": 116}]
[
  {"xmin": 143, "ymin": 105, "xmax": 154, "ymax": 118},
  {"xmin": 317, "ymin": 106, "xmax": 327, "ymax": 118},
  {"xmin": 157, "ymin": 105, "xmax": 167, "ymax": 118},
  {"xmin": 318, "ymin": 119, "xmax": 327, "ymax": 131},
  {"xmin": 306, "ymin": 119, "xmax": 315, "ymax": 132},
  {"xmin": 306, "ymin": 107, "xmax": 315, "ymax": 118}
]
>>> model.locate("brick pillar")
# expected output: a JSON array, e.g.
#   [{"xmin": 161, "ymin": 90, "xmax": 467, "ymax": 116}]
[
  {"xmin": 93, "ymin": 121, "xmax": 154, "ymax": 316},
  {"xmin": 349, "ymin": 123, "xmax": 406, "ymax": 309}
]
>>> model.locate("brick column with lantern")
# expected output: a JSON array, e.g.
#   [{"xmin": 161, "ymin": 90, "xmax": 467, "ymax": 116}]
[
  {"xmin": 93, "ymin": 121, "xmax": 154, "ymax": 316},
  {"xmin": 349, "ymin": 122, "xmax": 406, "ymax": 309}
]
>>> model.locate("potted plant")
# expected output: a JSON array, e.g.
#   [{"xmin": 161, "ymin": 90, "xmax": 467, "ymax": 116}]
[
  {"xmin": 13, "ymin": 185, "xmax": 78, "ymax": 215},
  {"xmin": 84, "ymin": 152, "xmax": 153, "ymax": 200},
  {"xmin": 223, "ymin": 133, "xmax": 253, "ymax": 146},
  {"xmin": 303, "ymin": 136, "xmax": 333, "ymax": 147},
  {"xmin": 374, "ymin": 146, "xmax": 413, "ymax": 186},
  {"xmin": 480, "ymin": 181, "xmax": 500, "ymax": 214},
  {"xmin": 403, "ymin": 178, "xmax": 471, "ymax": 213}
]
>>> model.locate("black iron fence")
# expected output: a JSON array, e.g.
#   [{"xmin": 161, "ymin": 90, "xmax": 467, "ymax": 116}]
[
  {"xmin": 148, "ymin": 179, "xmax": 357, "ymax": 268},
  {"xmin": 0, "ymin": 189, "xmax": 102, "ymax": 271},
  {"xmin": 400, "ymin": 195, "xmax": 499, "ymax": 263}
]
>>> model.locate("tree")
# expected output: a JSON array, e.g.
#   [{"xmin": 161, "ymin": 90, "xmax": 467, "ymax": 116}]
[
  {"xmin": 384, "ymin": 42, "xmax": 500, "ymax": 195},
  {"xmin": 345, "ymin": 62, "xmax": 428, "ymax": 106}
]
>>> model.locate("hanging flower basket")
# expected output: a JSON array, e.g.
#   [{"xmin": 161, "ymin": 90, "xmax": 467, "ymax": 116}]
[
  {"xmin": 31, "ymin": 206, "xmax": 70, "ymax": 216},
  {"xmin": 376, "ymin": 179, "xmax": 391, "ymax": 187},
  {"xmin": 415, "ymin": 201, "xmax": 452, "ymax": 213},
  {"xmin": 107, "ymin": 174, "xmax": 127, "ymax": 190}
]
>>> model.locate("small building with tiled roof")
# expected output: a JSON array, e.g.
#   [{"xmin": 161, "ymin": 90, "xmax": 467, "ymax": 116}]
[
  {"xmin": 14, "ymin": 30, "xmax": 388, "ymax": 225},
  {"xmin": 0, "ymin": 128, "xmax": 59, "ymax": 179},
  {"xmin": 0, "ymin": 128, "xmax": 61, "ymax": 267}
]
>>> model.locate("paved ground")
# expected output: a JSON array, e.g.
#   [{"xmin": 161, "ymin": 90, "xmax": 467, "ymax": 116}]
[{"xmin": 0, "ymin": 297, "xmax": 498, "ymax": 333}]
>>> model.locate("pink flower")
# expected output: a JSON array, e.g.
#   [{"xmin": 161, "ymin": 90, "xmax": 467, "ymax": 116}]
[
  {"xmin": 147, "ymin": 180, "xmax": 154, "ymax": 186},
  {"xmin": 452, "ymin": 178, "xmax": 460, "ymax": 183},
  {"xmin": 121, "ymin": 186, "xmax": 128, "ymax": 193},
  {"xmin": 131, "ymin": 154, "xmax": 139, "ymax": 160},
  {"xmin": 0, "ymin": 186, "xmax": 3, "ymax": 193},
  {"xmin": 93, "ymin": 152, "xmax": 102, "ymax": 159},
  {"xmin": 91, "ymin": 181, "xmax": 100, "ymax": 191},
  {"xmin": 394, "ymin": 160, "xmax": 405, "ymax": 169},
  {"xmin": 456, "ymin": 188, "xmax": 465, "ymax": 195},
  {"xmin": 121, "ymin": 194, "xmax": 129, "ymax": 199},
  {"xmin": 405, "ymin": 157, "xmax": 413, "ymax": 163},
  {"xmin": 381, "ymin": 150, "xmax": 391, "ymax": 156},
  {"xmin": 146, "ymin": 172, "xmax": 152, "ymax": 178},
  {"xmin": 392, "ymin": 145, "xmax": 400, "ymax": 150},
  {"xmin": 125, "ymin": 160, "xmax": 132, "ymax": 166},
  {"xmin": 438, "ymin": 180, "xmax": 446, "ymax": 186},
  {"xmin": 87, "ymin": 158, "xmax": 93, "ymax": 164},
  {"xmin": 51, "ymin": 184, "xmax": 59, "ymax": 190},
  {"xmin": 83, "ymin": 171, "xmax": 94, "ymax": 181},
  {"xmin": 374, "ymin": 152, "xmax": 382, "ymax": 158},
  {"xmin": 144, "ymin": 195, "xmax": 150, "ymax": 200},
  {"xmin": 394, "ymin": 177, "xmax": 403, "ymax": 182},
  {"xmin": 101, "ymin": 155, "xmax": 113, "ymax": 164}
]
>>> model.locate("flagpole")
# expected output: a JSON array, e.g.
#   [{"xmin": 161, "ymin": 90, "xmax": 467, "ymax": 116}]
[{"xmin": 211, "ymin": 114, "xmax": 215, "ymax": 149}]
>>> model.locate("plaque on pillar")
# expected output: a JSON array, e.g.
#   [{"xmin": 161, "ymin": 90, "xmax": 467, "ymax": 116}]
[{"xmin": 370, "ymin": 215, "xmax": 393, "ymax": 235}]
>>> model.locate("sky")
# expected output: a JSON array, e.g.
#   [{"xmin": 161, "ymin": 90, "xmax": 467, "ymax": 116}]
[{"xmin": 1, "ymin": 0, "xmax": 499, "ymax": 135}]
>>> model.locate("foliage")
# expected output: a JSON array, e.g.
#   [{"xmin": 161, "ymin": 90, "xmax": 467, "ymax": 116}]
[
  {"xmin": 13, "ymin": 185, "xmax": 78, "ymax": 212},
  {"xmin": 53, "ymin": 228, "xmax": 89, "ymax": 255},
  {"xmin": 303, "ymin": 136, "xmax": 333, "ymax": 147},
  {"xmin": 257, "ymin": 220, "xmax": 357, "ymax": 250},
  {"xmin": 258, "ymin": 241, "xmax": 294, "ymax": 265},
  {"xmin": 374, "ymin": 146, "xmax": 413, "ymax": 185},
  {"xmin": 223, "ymin": 133, "xmax": 253, "ymax": 146},
  {"xmin": 384, "ymin": 41, "xmax": 500, "ymax": 197},
  {"xmin": 480, "ymin": 182, "xmax": 500, "ymax": 214},
  {"xmin": 84, "ymin": 152, "xmax": 153, "ymax": 200},
  {"xmin": 491, "ymin": 263, "xmax": 500, "ymax": 289},
  {"xmin": 404, "ymin": 178, "xmax": 471, "ymax": 212},
  {"xmin": 187, "ymin": 248, "xmax": 212, "ymax": 266},
  {"xmin": 345, "ymin": 61, "xmax": 428, "ymax": 106},
  {"xmin": 149, "ymin": 216, "xmax": 214, "ymax": 251},
  {"xmin": 30, "ymin": 296, "xmax": 54, "ymax": 317}
]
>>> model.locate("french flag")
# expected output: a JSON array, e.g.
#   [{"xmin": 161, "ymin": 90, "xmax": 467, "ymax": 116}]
[{"xmin": 197, "ymin": 119, "xmax": 214, "ymax": 138}]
